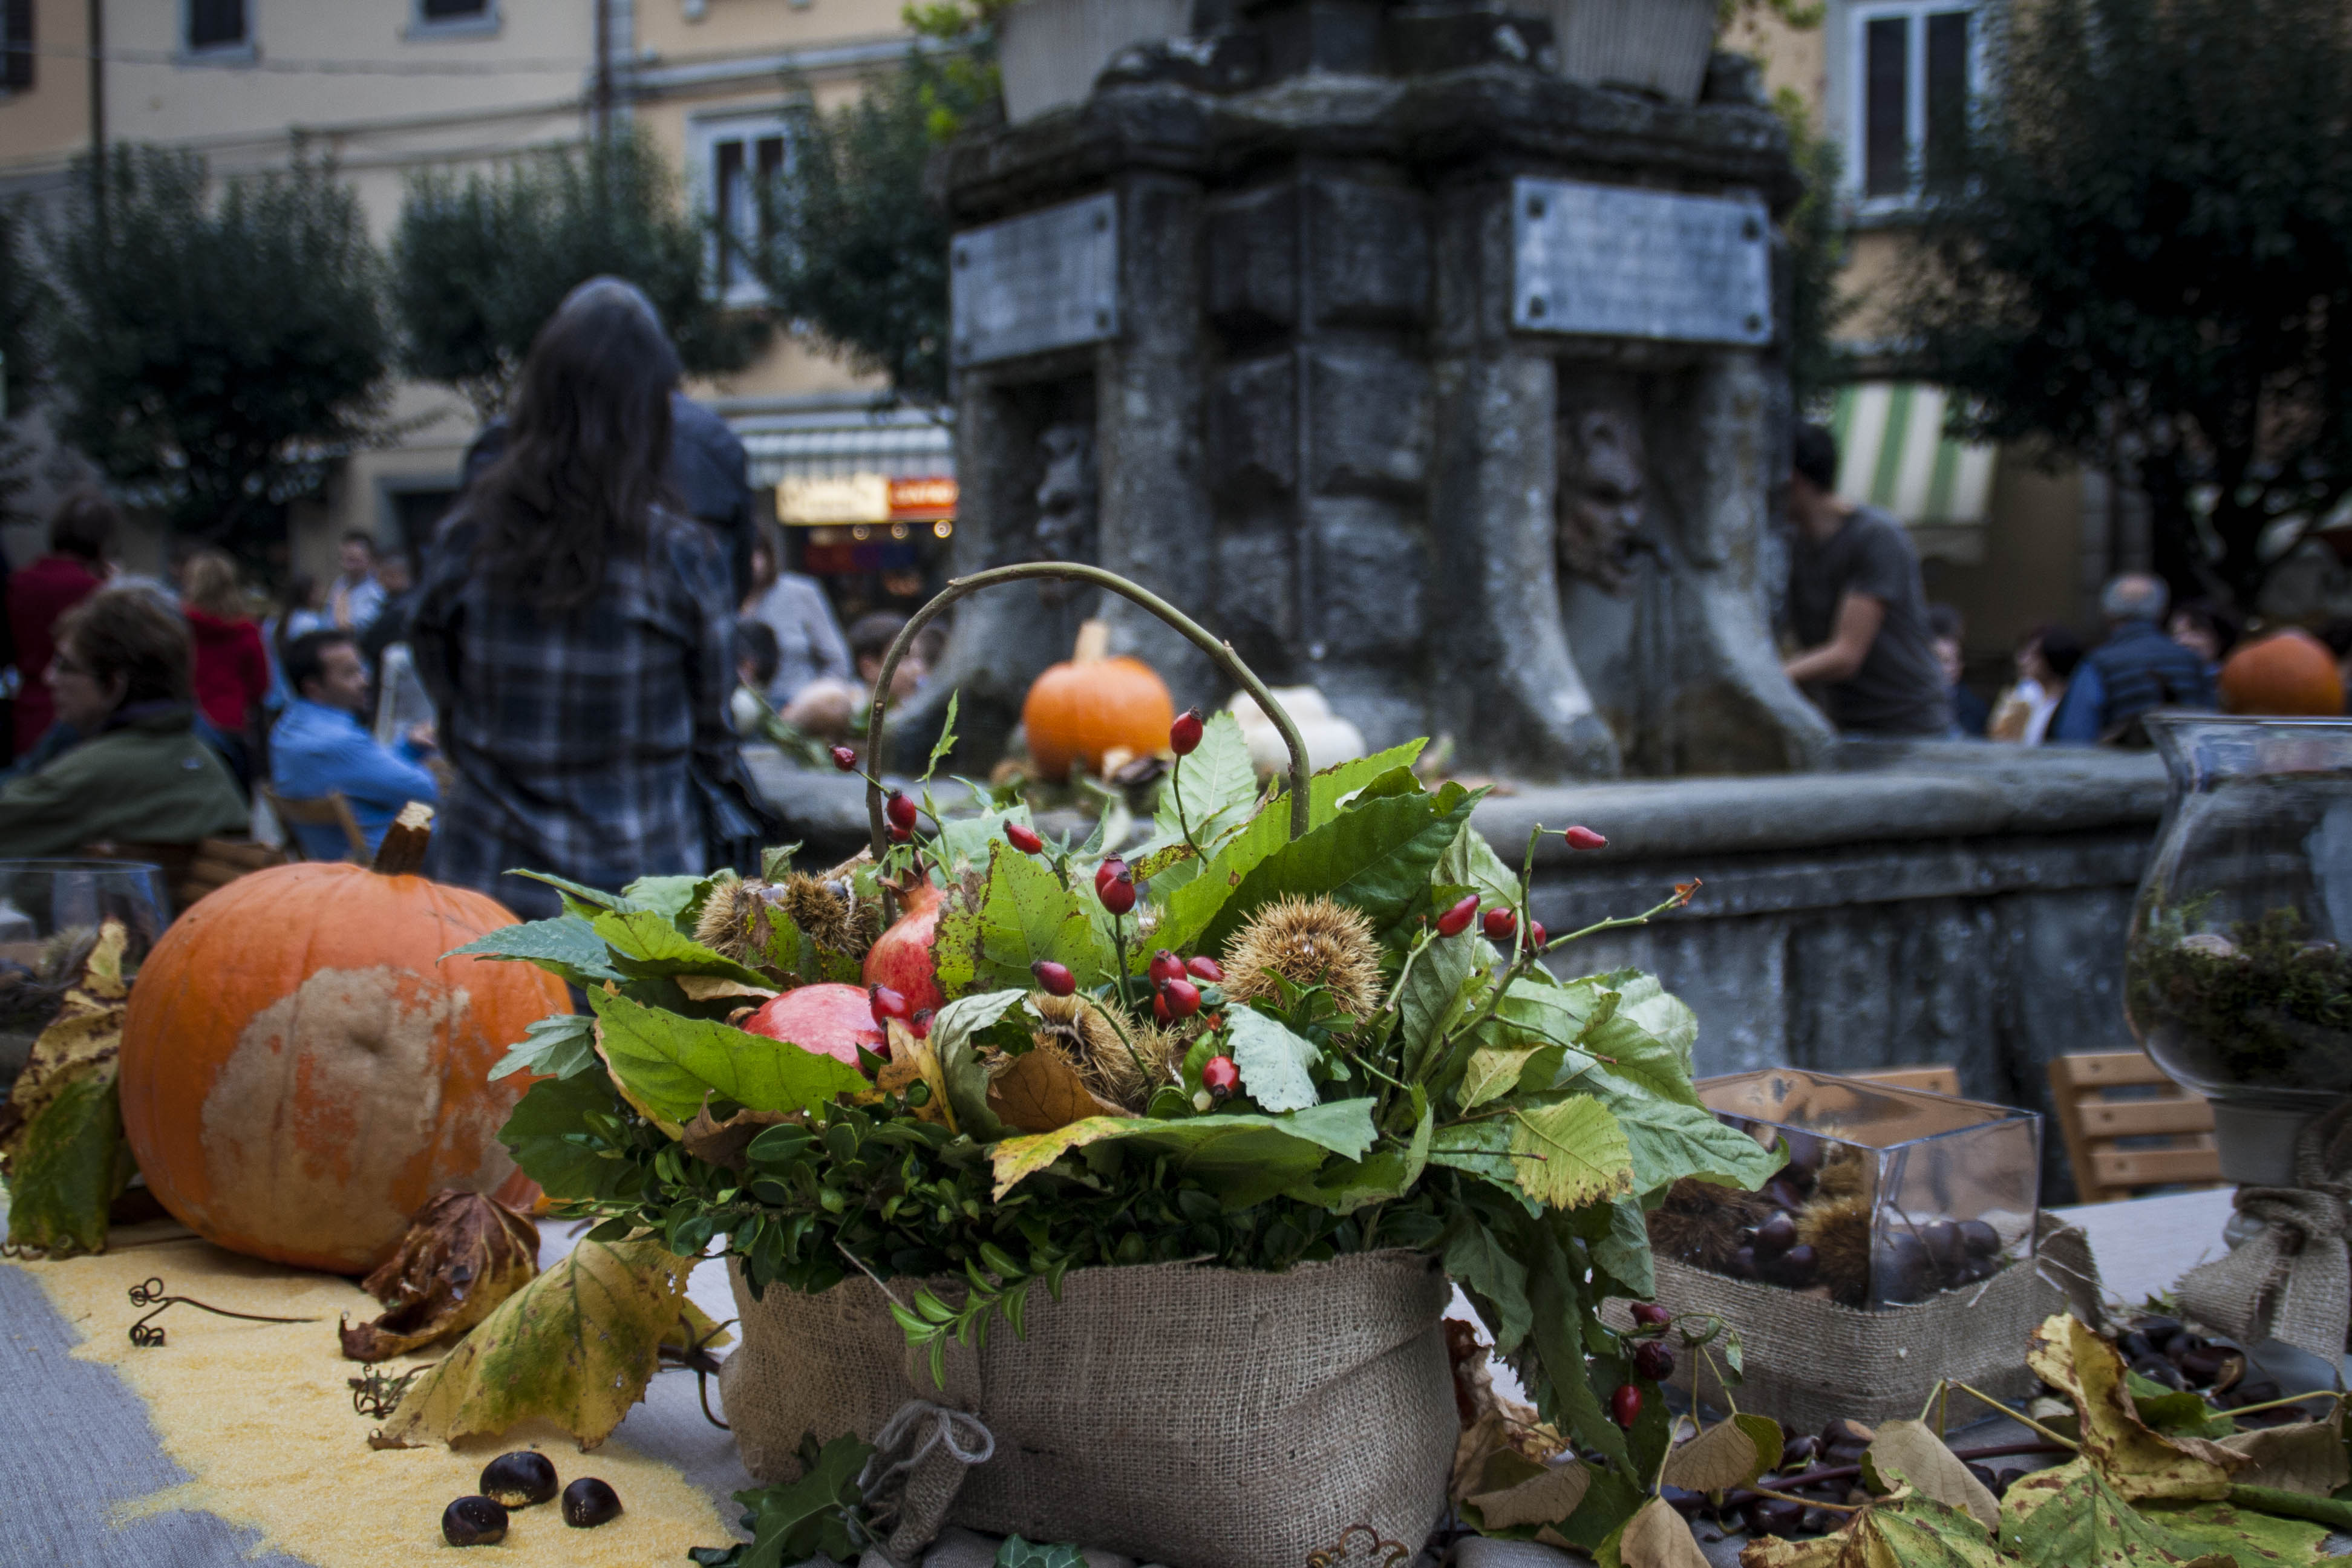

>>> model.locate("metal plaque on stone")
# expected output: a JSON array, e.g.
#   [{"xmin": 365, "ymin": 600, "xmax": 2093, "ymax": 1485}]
[
  {"xmin": 950, "ymin": 192, "xmax": 1120, "ymax": 368},
  {"xmin": 1510, "ymin": 178, "xmax": 1772, "ymax": 347}
]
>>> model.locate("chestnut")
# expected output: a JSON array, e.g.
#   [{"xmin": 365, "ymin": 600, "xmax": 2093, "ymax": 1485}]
[
  {"xmin": 442, "ymin": 1496, "xmax": 509, "ymax": 1547},
  {"xmin": 479, "ymin": 1450, "xmax": 558, "ymax": 1509},
  {"xmin": 562, "ymin": 1476, "xmax": 624, "ymax": 1528}
]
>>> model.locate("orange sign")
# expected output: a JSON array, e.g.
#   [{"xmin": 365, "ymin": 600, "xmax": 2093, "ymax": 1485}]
[{"xmin": 888, "ymin": 476, "xmax": 958, "ymax": 520}]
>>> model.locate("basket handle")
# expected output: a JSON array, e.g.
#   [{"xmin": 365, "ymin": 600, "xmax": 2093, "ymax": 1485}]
[{"xmin": 863, "ymin": 562, "xmax": 1312, "ymax": 867}]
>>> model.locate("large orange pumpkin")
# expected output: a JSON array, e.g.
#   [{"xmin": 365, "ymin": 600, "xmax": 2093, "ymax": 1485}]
[
  {"xmin": 2220, "ymin": 629, "xmax": 2345, "ymax": 717},
  {"xmin": 1022, "ymin": 620, "xmax": 1175, "ymax": 781},
  {"xmin": 117, "ymin": 812, "xmax": 570, "ymax": 1273}
]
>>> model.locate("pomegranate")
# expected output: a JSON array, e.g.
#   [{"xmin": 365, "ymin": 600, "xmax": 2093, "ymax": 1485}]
[
  {"xmin": 742, "ymin": 982, "xmax": 886, "ymax": 1068},
  {"xmin": 863, "ymin": 881, "xmax": 946, "ymax": 1018}
]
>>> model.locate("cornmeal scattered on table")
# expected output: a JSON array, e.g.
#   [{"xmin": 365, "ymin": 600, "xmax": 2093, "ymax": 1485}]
[{"xmin": 5, "ymin": 1222, "xmax": 737, "ymax": 1566}]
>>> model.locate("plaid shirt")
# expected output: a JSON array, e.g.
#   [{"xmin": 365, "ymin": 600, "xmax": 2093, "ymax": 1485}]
[{"xmin": 411, "ymin": 509, "xmax": 736, "ymax": 918}]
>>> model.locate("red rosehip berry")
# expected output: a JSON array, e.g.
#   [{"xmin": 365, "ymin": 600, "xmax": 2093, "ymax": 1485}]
[
  {"xmin": 1630, "ymin": 1302, "xmax": 1671, "ymax": 1328},
  {"xmin": 1169, "ymin": 708, "xmax": 1204, "ymax": 756},
  {"xmin": 1149, "ymin": 949, "xmax": 1186, "ymax": 987},
  {"xmin": 1481, "ymin": 907, "xmax": 1517, "ymax": 942},
  {"xmin": 1435, "ymin": 893, "xmax": 1479, "ymax": 938},
  {"xmin": 1030, "ymin": 959, "xmax": 1076, "ymax": 997},
  {"xmin": 1529, "ymin": 920, "xmax": 1547, "ymax": 950},
  {"xmin": 1564, "ymin": 825, "xmax": 1607, "ymax": 851},
  {"xmin": 1097, "ymin": 861, "xmax": 1138, "ymax": 915},
  {"xmin": 1160, "ymin": 977, "xmax": 1202, "ymax": 1019},
  {"xmin": 1633, "ymin": 1341, "xmax": 1676, "ymax": 1382},
  {"xmin": 1152, "ymin": 990, "xmax": 1172, "ymax": 1024},
  {"xmin": 889, "ymin": 823, "xmax": 912, "ymax": 843},
  {"xmin": 909, "ymin": 1008, "xmax": 933, "ymax": 1040},
  {"xmin": 1202, "ymin": 1055, "xmax": 1240, "ymax": 1099},
  {"xmin": 886, "ymin": 791, "xmax": 919, "ymax": 831},
  {"xmin": 830, "ymin": 745, "xmax": 858, "ymax": 773},
  {"xmin": 1611, "ymin": 1383, "xmax": 1642, "ymax": 1429},
  {"xmin": 869, "ymin": 985, "xmax": 910, "ymax": 1025},
  {"xmin": 1186, "ymin": 954, "xmax": 1224, "ymax": 983},
  {"xmin": 1005, "ymin": 822, "xmax": 1045, "ymax": 855}
]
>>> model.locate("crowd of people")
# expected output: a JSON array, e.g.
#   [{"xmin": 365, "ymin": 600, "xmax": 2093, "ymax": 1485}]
[{"xmin": 1780, "ymin": 420, "xmax": 2337, "ymax": 746}]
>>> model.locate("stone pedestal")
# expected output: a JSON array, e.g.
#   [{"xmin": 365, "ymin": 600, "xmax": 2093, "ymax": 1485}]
[{"xmin": 907, "ymin": 5, "xmax": 1834, "ymax": 780}]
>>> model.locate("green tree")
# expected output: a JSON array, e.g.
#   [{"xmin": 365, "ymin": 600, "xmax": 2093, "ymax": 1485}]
[
  {"xmin": 392, "ymin": 128, "xmax": 768, "ymax": 418},
  {"xmin": 0, "ymin": 199, "xmax": 50, "ymax": 524},
  {"xmin": 750, "ymin": 10, "xmax": 1001, "ymax": 407},
  {"xmin": 36, "ymin": 147, "xmax": 391, "ymax": 557},
  {"xmin": 1899, "ymin": 0, "xmax": 2352, "ymax": 609},
  {"xmin": 1774, "ymin": 88, "xmax": 1854, "ymax": 416}
]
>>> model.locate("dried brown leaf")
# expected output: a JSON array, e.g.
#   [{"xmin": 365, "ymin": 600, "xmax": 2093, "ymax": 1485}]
[
  {"xmin": 1618, "ymin": 1494, "xmax": 1710, "ymax": 1568},
  {"xmin": 679, "ymin": 1097, "xmax": 795, "ymax": 1172},
  {"xmin": 877, "ymin": 1018, "xmax": 954, "ymax": 1130},
  {"xmin": 675, "ymin": 974, "xmax": 777, "ymax": 1002},
  {"xmin": 985, "ymin": 1045, "xmax": 1131, "ymax": 1134},
  {"xmin": 339, "ymin": 1189, "xmax": 539, "ymax": 1362},
  {"xmin": 1863, "ymin": 1417, "xmax": 2001, "ymax": 1528},
  {"xmin": 1659, "ymin": 1417, "xmax": 1763, "ymax": 1494},
  {"xmin": 1469, "ymin": 1459, "xmax": 1592, "ymax": 1531},
  {"xmin": 0, "ymin": 921, "xmax": 128, "ymax": 1174},
  {"xmin": 2026, "ymin": 1313, "xmax": 2241, "ymax": 1500},
  {"xmin": 2216, "ymin": 1405, "xmax": 2348, "ymax": 1496}
]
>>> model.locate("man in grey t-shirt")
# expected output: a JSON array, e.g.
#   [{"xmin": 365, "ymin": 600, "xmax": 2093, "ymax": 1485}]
[{"xmin": 1782, "ymin": 423, "xmax": 1951, "ymax": 736}]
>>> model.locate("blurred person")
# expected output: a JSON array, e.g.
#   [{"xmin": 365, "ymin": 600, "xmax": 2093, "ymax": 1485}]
[
  {"xmin": 330, "ymin": 531, "xmax": 385, "ymax": 635},
  {"xmin": 1782, "ymin": 423, "xmax": 1950, "ymax": 736},
  {"xmin": 462, "ymin": 278, "xmax": 757, "ymax": 599},
  {"xmin": 1927, "ymin": 604, "xmax": 1988, "ymax": 738},
  {"xmin": 270, "ymin": 629, "xmax": 440, "ymax": 860},
  {"xmin": 178, "ymin": 549, "xmax": 270, "ymax": 787},
  {"xmin": 2050, "ymin": 573, "xmax": 2216, "ymax": 743},
  {"xmin": 10, "ymin": 488, "xmax": 115, "ymax": 754},
  {"xmin": 779, "ymin": 610, "xmax": 924, "ymax": 740},
  {"xmin": 741, "ymin": 532, "xmax": 851, "ymax": 706},
  {"xmin": 731, "ymin": 617, "xmax": 783, "ymax": 736},
  {"xmin": 359, "ymin": 551, "xmax": 420, "ymax": 670},
  {"xmin": 1987, "ymin": 624, "xmax": 2085, "ymax": 745},
  {"xmin": 264, "ymin": 573, "xmax": 330, "ymax": 711},
  {"xmin": 0, "ymin": 588, "xmax": 247, "ymax": 857},
  {"xmin": 2169, "ymin": 598, "xmax": 2242, "ymax": 681},
  {"xmin": 411, "ymin": 287, "xmax": 737, "ymax": 919}
]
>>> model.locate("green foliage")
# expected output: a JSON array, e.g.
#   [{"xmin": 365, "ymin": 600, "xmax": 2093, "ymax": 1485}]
[
  {"xmin": 487, "ymin": 1013, "xmax": 599, "ymax": 1082},
  {"xmin": 689, "ymin": 1432, "xmax": 877, "ymax": 1567},
  {"xmin": 0, "ymin": 200, "xmax": 46, "ymax": 525},
  {"xmin": 1898, "ymin": 0, "xmax": 2352, "ymax": 608},
  {"xmin": 3, "ymin": 1073, "xmax": 133, "ymax": 1256},
  {"xmin": 391, "ymin": 128, "xmax": 767, "ymax": 417},
  {"xmin": 748, "ymin": 38, "xmax": 999, "ymax": 405},
  {"xmin": 1717, "ymin": 0, "xmax": 1824, "ymax": 29},
  {"xmin": 1771, "ymin": 88, "xmax": 1854, "ymax": 417},
  {"xmin": 34, "ymin": 147, "xmax": 391, "ymax": 557}
]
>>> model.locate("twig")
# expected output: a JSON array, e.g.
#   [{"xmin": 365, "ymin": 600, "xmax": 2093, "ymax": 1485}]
[
  {"xmin": 1752, "ymin": 1486, "xmax": 1860, "ymax": 1515},
  {"xmin": 835, "ymin": 1242, "xmax": 909, "ymax": 1312},
  {"xmin": 126, "ymin": 1277, "xmax": 319, "ymax": 1347},
  {"xmin": 1950, "ymin": 1382, "xmax": 2080, "ymax": 1450}
]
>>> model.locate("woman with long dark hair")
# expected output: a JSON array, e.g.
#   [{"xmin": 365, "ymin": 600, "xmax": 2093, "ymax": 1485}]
[{"xmin": 410, "ymin": 282, "xmax": 736, "ymax": 918}]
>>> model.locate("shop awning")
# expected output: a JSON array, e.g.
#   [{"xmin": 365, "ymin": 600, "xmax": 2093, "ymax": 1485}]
[
  {"xmin": 736, "ymin": 409, "xmax": 955, "ymax": 489},
  {"xmin": 1828, "ymin": 382, "xmax": 1999, "ymax": 560}
]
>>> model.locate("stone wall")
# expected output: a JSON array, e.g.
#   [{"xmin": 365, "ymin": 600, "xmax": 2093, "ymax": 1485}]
[{"xmin": 1479, "ymin": 743, "xmax": 2167, "ymax": 1203}]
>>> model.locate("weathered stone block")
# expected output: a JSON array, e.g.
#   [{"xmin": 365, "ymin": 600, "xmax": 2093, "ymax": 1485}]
[
  {"xmin": 1310, "ymin": 348, "xmax": 1431, "ymax": 495},
  {"xmin": 1214, "ymin": 528, "xmax": 1296, "ymax": 652},
  {"xmin": 1205, "ymin": 183, "xmax": 1298, "ymax": 333},
  {"xmin": 1313, "ymin": 497, "xmax": 1426, "ymax": 658},
  {"xmin": 1207, "ymin": 354, "xmax": 1296, "ymax": 498},
  {"xmin": 1310, "ymin": 179, "xmax": 1429, "ymax": 327}
]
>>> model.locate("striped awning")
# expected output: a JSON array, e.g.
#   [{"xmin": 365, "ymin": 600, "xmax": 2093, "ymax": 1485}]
[
  {"xmin": 1829, "ymin": 382, "xmax": 1998, "ymax": 529},
  {"xmin": 735, "ymin": 410, "xmax": 955, "ymax": 488}
]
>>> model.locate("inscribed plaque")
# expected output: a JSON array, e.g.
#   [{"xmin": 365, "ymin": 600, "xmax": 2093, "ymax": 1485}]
[
  {"xmin": 1511, "ymin": 178, "xmax": 1772, "ymax": 347},
  {"xmin": 950, "ymin": 192, "xmax": 1120, "ymax": 368}
]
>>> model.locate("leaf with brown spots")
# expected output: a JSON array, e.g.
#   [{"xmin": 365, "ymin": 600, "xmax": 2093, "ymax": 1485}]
[{"xmin": 338, "ymin": 1189, "xmax": 540, "ymax": 1362}]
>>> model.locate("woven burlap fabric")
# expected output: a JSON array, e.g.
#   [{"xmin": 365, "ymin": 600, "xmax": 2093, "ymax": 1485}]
[
  {"xmin": 1609, "ymin": 1253, "xmax": 2060, "ymax": 1435},
  {"xmin": 720, "ymin": 1250, "xmax": 1456, "ymax": 1568}
]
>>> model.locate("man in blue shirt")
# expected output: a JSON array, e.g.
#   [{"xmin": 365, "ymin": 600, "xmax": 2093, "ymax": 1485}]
[
  {"xmin": 2049, "ymin": 573, "xmax": 2216, "ymax": 743},
  {"xmin": 270, "ymin": 629, "xmax": 439, "ymax": 860}
]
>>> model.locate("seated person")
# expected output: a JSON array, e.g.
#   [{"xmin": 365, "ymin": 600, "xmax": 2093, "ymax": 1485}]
[
  {"xmin": 731, "ymin": 618, "xmax": 783, "ymax": 736},
  {"xmin": 270, "ymin": 629, "xmax": 440, "ymax": 860},
  {"xmin": 0, "ymin": 589, "xmax": 249, "ymax": 858},
  {"xmin": 780, "ymin": 610, "xmax": 927, "ymax": 741}
]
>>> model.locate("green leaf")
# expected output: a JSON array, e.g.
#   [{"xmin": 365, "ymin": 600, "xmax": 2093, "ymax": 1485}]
[
  {"xmin": 488, "ymin": 1013, "xmax": 598, "ymax": 1082},
  {"xmin": 929, "ymin": 791, "xmax": 1039, "ymax": 883},
  {"xmin": 2225, "ymin": 1485, "xmax": 2352, "ymax": 1532},
  {"xmin": 1609, "ymin": 1097, "xmax": 1785, "ymax": 1198},
  {"xmin": 1445, "ymin": 1215, "xmax": 1534, "ymax": 1353},
  {"xmin": 4, "ymin": 1072, "xmax": 131, "ymax": 1257},
  {"xmin": 930, "ymin": 988, "xmax": 1027, "ymax": 1142},
  {"xmin": 1400, "ymin": 931, "xmax": 1491, "ymax": 1083},
  {"xmin": 1460, "ymin": 975, "xmax": 1601, "ymax": 1108},
  {"xmin": 1592, "ymin": 1195, "xmax": 1656, "ymax": 1299},
  {"xmin": 938, "ymin": 843, "xmax": 1106, "ymax": 996},
  {"xmin": 1223, "ymin": 1005, "xmax": 1320, "ymax": 1112},
  {"xmin": 2122, "ymin": 1369, "xmax": 2237, "ymax": 1439},
  {"xmin": 1427, "ymin": 1117, "xmax": 1529, "ymax": 1195},
  {"xmin": 1524, "ymin": 1219, "xmax": 1629, "ymax": 1471},
  {"xmin": 616, "ymin": 873, "xmax": 706, "ymax": 921},
  {"xmin": 511, "ymin": 869, "xmax": 644, "ymax": 917},
  {"xmin": 2002, "ymin": 1462, "xmax": 2318, "ymax": 1566},
  {"xmin": 995, "ymin": 1537, "xmax": 1086, "ymax": 1568},
  {"xmin": 1436, "ymin": 820, "xmax": 1524, "ymax": 907},
  {"xmin": 592, "ymin": 909, "xmax": 775, "ymax": 988},
  {"xmin": 443, "ymin": 915, "xmax": 623, "ymax": 984},
  {"xmin": 722, "ymin": 1431, "xmax": 876, "ymax": 1568},
  {"xmin": 498, "ymin": 1072, "xmax": 632, "ymax": 1200},
  {"xmin": 1567, "ymin": 992, "xmax": 1707, "ymax": 1107},
  {"xmin": 590, "ymin": 989, "xmax": 869, "ymax": 1124},
  {"xmin": 1509, "ymin": 1095, "xmax": 1635, "ymax": 1209},
  {"xmin": 923, "ymin": 690, "xmax": 960, "ymax": 783},
  {"xmin": 988, "ymin": 1099, "xmax": 1380, "ymax": 1206},
  {"xmin": 1207, "ymin": 777, "xmax": 1484, "ymax": 952},
  {"xmin": 1154, "ymin": 711, "xmax": 1259, "ymax": 851},
  {"xmin": 1607, "ymin": 972, "xmax": 1698, "ymax": 1064}
]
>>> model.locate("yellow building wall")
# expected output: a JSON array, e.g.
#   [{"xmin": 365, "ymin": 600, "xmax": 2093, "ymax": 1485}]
[{"xmin": 0, "ymin": 0, "xmax": 94, "ymax": 170}]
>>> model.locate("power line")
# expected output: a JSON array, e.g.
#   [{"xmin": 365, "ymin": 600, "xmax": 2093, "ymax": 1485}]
[{"xmin": 24, "ymin": 43, "xmax": 592, "ymax": 77}]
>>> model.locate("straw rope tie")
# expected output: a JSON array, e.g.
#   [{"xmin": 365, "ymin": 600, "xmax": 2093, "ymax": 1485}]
[{"xmin": 2177, "ymin": 1102, "xmax": 2352, "ymax": 1362}]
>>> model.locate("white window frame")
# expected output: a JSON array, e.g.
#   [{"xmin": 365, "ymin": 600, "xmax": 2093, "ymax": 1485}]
[
  {"xmin": 179, "ymin": 0, "xmax": 257, "ymax": 64},
  {"xmin": 1837, "ymin": 0, "xmax": 1983, "ymax": 217},
  {"xmin": 406, "ymin": 0, "xmax": 501, "ymax": 40},
  {"xmin": 689, "ymin": 108, "xmax": 803, "ymax": 309}
]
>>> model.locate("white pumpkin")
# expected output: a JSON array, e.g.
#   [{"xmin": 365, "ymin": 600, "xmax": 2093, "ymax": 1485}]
[{"xmin": 1227, "ymin": 687, "xmax": 1368, "ymax": 776}]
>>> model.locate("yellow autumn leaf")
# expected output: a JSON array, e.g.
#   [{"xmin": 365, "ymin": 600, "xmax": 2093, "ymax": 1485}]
[
  {"xmin": 877, "ymin": 1018, "xmax": 955, "ymax": 1131},
  {"xmin": 374, "ymin": 1236, "xmax": 694, "ymax": 1451},
  {"xmin": 0, "ymin": 919, "xmax": 129, "ymax": 1171},
  {"xmin": 1863, "ymin": 1418, "xmax": 2000, "ymax": 1529},
  {"xmin": 2025, "ymin": 1313, "xmax": 2241, "ymax": 1500},
  {"xmin": 1509, "ymin": 1095, "xmax": 1634, "ymax": 1209},
  {"xmin": 1660, "ymin": 1417, "xmax": 1764, "ymax": 1494},
  {"xmin": 988, "ymin": 1115, "xmax": 1138, "ymax": 1198}
]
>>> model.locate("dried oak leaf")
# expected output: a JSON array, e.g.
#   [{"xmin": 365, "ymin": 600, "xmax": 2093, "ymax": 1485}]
[
  {"xmin": 2026, "ymin": 1313, "xmax": 2243, "ymax": 1500},
  {"xmin": 0, "ymin": 921, "xmax": 134, "ymax": 1256},
  {"xmin": 338, "ymin": 1189, "xmax": 540, "ymax": 1362},
  {"xmin": 1609, "ymin": 1494, "xmax": 1711, "ymax": 1568},
  {"xmin": 1468, "ymin": 1459, "xmax": 1592, "ymax": 1532},
  {"xmin": 985, "ymin": 1046, "xmax": 1130, "ymax": 1134},
  {"xmin": 373, "ymin": 1236, "xmax": 694, "ymax": 1450},
  {"xmin": 0, "ymin": 920, "xmax": 129, "ymax": 1174}
]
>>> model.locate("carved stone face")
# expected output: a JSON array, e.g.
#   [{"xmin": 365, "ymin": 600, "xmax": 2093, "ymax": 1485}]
[{"xmin": 1556, "ymin": 406, "xmax": 1647, "ymax": 595}]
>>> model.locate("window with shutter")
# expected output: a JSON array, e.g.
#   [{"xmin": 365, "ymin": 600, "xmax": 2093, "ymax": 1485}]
[{"xmin": 2, "ymin": 0, "xmax": 33, "ymax": 91}]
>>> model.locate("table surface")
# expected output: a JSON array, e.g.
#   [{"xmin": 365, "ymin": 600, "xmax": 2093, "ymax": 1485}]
[{"xmin": 0, "ymin": 1187, "xmax": 2253, "ymax": 1565}]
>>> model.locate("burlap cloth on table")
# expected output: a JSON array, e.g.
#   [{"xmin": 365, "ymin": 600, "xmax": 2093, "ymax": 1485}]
[
  {"xmin": 720, "ymin": 1249, "xmax": 1457, "ymax": 1568},
  {"xmin": 1607, "ymin": 1218, "xmax": 2093, "ymax": 1436}
]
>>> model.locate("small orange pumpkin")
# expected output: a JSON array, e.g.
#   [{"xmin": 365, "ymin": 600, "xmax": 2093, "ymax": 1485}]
[
  {"xmin": 1022, "ymin": 620, "xmax": 1176, "ymax": 781},
  {"xmin": 117, "ymin": 808, "xmax": 571, "ymax": 1273},
  {"xmin": 2220, "ymin": 629, "xmax": 2345, "ymax": 717}
]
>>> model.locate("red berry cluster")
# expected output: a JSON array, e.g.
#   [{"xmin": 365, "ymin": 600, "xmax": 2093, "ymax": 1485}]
[
  {"xmin": 1094, "ymin": 857, "xmax": 1138, "ymax": 915},
  {"xmin": 1436, "ymin": 893, "xmax": 1543, "ymax": 949},
  {"xmin": 1146, "ymin": 947, "xmax": 1220, "ymax": 1025}
]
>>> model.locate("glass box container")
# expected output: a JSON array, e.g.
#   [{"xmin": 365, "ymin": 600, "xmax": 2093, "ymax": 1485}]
[
  {"xmin": 1682, "ymin": 1068, "xmax": 2040, "ymax": 1312},
  {"xmin": 0, "ymin": 858, "xmax": 169, "ymax": 1092}
]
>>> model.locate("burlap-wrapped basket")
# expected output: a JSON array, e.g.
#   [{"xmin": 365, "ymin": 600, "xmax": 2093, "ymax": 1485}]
[
  {"xmin": 1602, "ymin": 1221, "xmax": 2089, "ymax": 1435},
  {"xmin": 720, "ymin": 1249, "xmax": 1457, "ymax": 1568}
]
